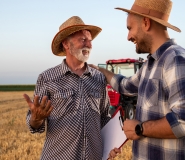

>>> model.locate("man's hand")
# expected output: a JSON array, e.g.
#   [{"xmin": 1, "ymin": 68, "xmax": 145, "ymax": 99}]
[
  {"xmin": 89, "ymin": 64, "xmax": 115, "ymax": 84},
  {"xmin": 123, "ymin": 119, "xmax": 140, "ymax": 140},
  {"xmin": 88, "ymin": 64, "xmax": 99, "ymax": 70},
  {"xmin": 23, "ymin": 94, "xmax": 53, "ymax": 128},
  {"xmin": 108, "ymin": 147, "xmax": 121, "ymax": 159}
]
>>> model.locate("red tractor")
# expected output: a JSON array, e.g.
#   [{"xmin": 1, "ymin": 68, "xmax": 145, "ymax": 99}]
[{"xmin": 98, "ymin": 58, "xmax": 144, "ymax": 120}]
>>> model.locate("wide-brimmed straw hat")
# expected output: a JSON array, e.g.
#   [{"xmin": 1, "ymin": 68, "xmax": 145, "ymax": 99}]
[
  {"xmin": 51, "ymin": 16, "xmax": 102, "ymax": 56},
  {"xmin": 115, "ymin": 0, "xmax": 181, "ymax": 32}
]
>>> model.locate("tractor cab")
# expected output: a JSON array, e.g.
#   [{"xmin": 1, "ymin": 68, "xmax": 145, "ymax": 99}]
[{"xmin": 98, "ymin": 58, "xmax": 144, "ymax": 119}]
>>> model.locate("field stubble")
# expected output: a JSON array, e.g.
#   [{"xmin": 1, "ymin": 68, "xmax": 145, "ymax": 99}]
[{"xmin": 0, "ymin": 91, "xmax": 132, "ymax": 160}]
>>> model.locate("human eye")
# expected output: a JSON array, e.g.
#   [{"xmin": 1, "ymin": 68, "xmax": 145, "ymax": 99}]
[
  {"xmin": 81, "ymin": 38, "xmax": 85, "ymax": 42},
  {"xmin": 127, "ymin": 26, "xmax": 131, "ymax": 31}
]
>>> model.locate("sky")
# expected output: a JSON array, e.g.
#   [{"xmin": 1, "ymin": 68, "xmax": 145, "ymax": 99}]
[{"xmin": 0, "ymin": 0, "xmax": 185, "ymax": 84}]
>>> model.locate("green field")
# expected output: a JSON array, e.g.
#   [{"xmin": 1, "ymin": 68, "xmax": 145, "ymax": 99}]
[{"xmin": 0, "ymin": 85, "xmax": 35, "ymax": 91}]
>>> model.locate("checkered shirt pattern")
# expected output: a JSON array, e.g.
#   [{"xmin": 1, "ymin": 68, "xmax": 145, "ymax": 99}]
[
  {"xmin": 110, "ymin": 39, "xmax": 185, "ymax": 160},
  {"xmin": 26, "ymin": 60, "xmax": 111, "ymax": 160}
]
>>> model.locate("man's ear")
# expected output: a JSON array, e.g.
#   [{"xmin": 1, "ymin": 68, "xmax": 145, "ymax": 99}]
[
  {"xmin": 62, "ymin": 40, "xmax": 69, "ymax": 50},
  {"xmin": 142, "ymin": 17, "xmax": 151, "ymax": 31}
]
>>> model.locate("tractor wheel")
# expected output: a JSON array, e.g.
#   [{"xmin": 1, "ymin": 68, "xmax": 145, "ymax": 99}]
[{"xmin": 125, "ymin": 105, "xmax": 135, "ymax": 120}]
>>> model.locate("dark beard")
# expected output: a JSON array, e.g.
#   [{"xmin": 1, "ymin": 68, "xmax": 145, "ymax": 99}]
[
  {"xmin": 136, "ymin": 40, "xmax": 150, "ymax": 54},
  {"xmin": 136, "ymin": 30, "xmax": 152, "ymax": 54}
]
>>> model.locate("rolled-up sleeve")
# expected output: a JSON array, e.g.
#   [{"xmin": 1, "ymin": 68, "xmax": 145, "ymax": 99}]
[
  {"xmin": 166, "ymin": 112, "xmax": 185, "ymax": 138},
  {"xmin": 164, "ymin": 54, "xmax": 185, "ymax": 138}
]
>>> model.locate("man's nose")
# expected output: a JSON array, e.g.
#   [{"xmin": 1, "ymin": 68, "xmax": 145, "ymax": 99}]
[
  {"xmin": 127, "ymin": 33, "xmax": 131, "ymax": 41},
  {"xmin": 85, "ymin": 40, "xmax": 92, "ymax": 48},
  {"xmin": 128, "ymin": 35, "xmax": 135, "ymax": 42}
]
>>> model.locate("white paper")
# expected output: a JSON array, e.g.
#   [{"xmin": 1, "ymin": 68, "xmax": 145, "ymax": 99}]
[{"xmin": 101, "ymin": 111, "xmax": 127, "ymax": 160}]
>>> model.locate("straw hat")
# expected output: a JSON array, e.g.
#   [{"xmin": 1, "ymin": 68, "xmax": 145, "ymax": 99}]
[
  {"xmin": 115, "ymin": 0, "xmax": 181, "ymax": 32},
  {"xmin": 51, "ymin": 16, "xmax": 102, "ymax": 56}
]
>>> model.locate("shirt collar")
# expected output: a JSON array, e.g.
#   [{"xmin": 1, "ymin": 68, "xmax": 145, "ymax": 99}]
[
  {"xmin": 150, "ymin": 39, "xmax": 177, "ymax": 60},
  {"xmin": 85, "ymin": 64, "xmax": 93, "ymax": 76},
  {"xmin": 60, "ymin": 59, "xmax": 92, "ymax": 76}
]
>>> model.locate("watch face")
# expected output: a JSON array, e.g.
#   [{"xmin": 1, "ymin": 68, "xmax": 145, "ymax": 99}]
[{"xmin": 135, "ymin": 124, "xmax": 142, "ymax": 136}]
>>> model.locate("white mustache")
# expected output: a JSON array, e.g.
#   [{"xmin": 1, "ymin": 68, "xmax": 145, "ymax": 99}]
[{"xmin": 82, "ymin": 47, "xmax": 91, "ymax": 53}]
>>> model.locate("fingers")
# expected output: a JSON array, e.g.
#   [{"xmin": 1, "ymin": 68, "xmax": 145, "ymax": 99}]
[
  {"xmin": 33, "ymin": 95, "xmax": 40, "ymax": 107},
  {"xmin": 108, "ymin": 148, "xmax": 121, "ymax": 159},
  {"xmin": 24, "ymin": 94, "xmax": 53, "ymax": 116},
  {"xmin": 88, "ymin": 64, "xmax": 99, "ymax": 70},
  {"xmin": 114, "ymin": 148, "xmax": 121, "ymax": 154},
  {"xmin": 46, "ymin": 105, "xmax": 54, "ymax": 115},
  {"xmin": 33, "ymin": 95, "xmax": 48, "ymax": 107},
  {"xmin": 23, "ymin": 94, "xmax": 32, "ymax": 105},
  {"xmin": 40, "ymin": 96, "xmax": 48, "ymax": 108},
  {"xmin": 34, "ymin": 95, "xmax": 53, "ymax": 113},
  {"xmin": 44, "ymin": 100, "xmax": 54, "ymax": 113}
]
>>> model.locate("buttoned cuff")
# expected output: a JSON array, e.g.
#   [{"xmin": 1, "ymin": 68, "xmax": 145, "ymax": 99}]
[{"xmin": 26, "ymin": 111, "xmax": 45, "ymax": 134}]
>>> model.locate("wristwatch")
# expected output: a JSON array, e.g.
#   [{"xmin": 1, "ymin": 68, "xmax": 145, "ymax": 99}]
[{"xmin": 135, "ymin": 122, "xmax": 144, "ymax": 136}]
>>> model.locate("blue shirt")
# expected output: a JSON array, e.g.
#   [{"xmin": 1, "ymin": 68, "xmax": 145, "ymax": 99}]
[
  {"xmin": 26, "ymin": 60, "xmax": 111, "ymax": 160},
  {"xmin": 110, "ymin": 39, "xmax": 185, "ymax": 160}
]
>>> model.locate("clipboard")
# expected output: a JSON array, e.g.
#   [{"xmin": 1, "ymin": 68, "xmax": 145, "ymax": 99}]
[{"xmin": 101, "ymin": 106, "xmax": 128, "ymax": 160}]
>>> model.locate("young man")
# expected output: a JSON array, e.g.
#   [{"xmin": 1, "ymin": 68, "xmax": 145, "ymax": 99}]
[
  {"xmin": 90, "ymin": 0, "xmax": 185, "ymax": 159},
  {"xmin": 23, "ymin": 16, "xmax": 111, "ymax": 160}
]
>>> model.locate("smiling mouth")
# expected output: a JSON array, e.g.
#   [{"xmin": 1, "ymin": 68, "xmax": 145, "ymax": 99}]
[
  {"xmin": 82, "ymin": 50, "xmax": 89, "ymax": 55},
  {"xmin": 130, "ymin": 38, "xmax": 137, "ymax": 45}
]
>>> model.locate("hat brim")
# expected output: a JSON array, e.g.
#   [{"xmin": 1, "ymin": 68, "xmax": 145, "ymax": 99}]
[
  {"xmin": 52, "ymin": 25, "xmax": 102, "ymax": 56},
  {"xmin": 115, "ymin": 7, "xmax": 181, "ymax": 33}
]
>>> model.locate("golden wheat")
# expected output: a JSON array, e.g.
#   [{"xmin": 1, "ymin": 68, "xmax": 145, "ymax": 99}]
[{"xmin": 0, "ymin": 91, "xmax": 132, "ymax": 160}]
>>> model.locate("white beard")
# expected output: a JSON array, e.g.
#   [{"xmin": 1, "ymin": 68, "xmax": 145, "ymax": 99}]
[{"xmin": 70, "ymin": 47, "xmax": 91, "ymax": 62}]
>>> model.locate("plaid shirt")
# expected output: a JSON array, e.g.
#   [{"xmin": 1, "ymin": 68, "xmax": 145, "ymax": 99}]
[
  {"xmin": 110, "ymin": 39, "xmax": 185, "ymax": 160},
  {"xmin": 26, "ymin": 60, "xmax": 110, "ymax": 160}
]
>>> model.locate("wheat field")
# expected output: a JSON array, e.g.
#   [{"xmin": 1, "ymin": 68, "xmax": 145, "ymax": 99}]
[{"xmin": 0, "ymin": 91, "xmax": 132, "ymax": 160}]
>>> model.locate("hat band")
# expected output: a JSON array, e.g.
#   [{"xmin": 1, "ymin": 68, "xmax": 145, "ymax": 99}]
[{"xmin": 131, "ymin": 4, "xmax": 169, "ymax": 21}]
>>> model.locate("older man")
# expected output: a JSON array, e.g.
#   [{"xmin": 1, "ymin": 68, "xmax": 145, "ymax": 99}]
[{"xmin": 23, "ymin": 16, "xmax": 111, "ymax": 160}]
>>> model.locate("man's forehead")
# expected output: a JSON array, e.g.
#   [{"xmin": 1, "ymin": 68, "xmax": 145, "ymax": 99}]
[
  {"xmin": 82, "ymin": 29, "xmax": 91, "ymax": 34},
  {"xmin": 127, "ymin": 13, "xmax": 139, "ymax": 24},
  {"xmin": 127, "ymin": 13, "xmax": 135, "ymax": 21},
  {"xmin": 73, "ymin": 30, "xmax": 92, "ymax": 36},
  {"xmin": 126, "ymin": 14, "xmax": 132, "ymax": 25}
]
